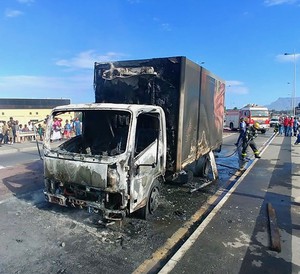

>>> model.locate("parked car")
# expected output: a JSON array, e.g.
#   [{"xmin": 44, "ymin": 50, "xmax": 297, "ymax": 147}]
[{"xmin": 270, "ymin": 117, "xmax": 280, "ymax": 127}]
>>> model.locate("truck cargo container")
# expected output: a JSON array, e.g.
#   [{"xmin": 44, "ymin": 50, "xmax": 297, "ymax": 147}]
[{"xmin": 43, "ymin": 56, "xmax": 225, "ymax": 220}]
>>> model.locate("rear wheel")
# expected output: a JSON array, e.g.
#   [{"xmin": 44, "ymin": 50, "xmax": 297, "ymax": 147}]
[
  {"xmin": 194, "ymin": 154, "xmax": 211, "ymax": 178},
  {"xmin": 230, "ymin": 123, "xmax": 234, "ymax": 130}
]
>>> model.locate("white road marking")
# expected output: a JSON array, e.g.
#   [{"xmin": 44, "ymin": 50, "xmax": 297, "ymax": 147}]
[
  {"xmin": 158, "ymin": 138, "xmax": 273, "ymax": 274},
  {"xmin": 291, "ymin": 142, "xmax": 300, "ymax": 267}
]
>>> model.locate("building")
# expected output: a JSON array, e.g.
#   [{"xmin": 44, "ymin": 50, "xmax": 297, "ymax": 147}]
[{"xmin": 0, "ymin": 98, "xmax": 70, "ymax": 126}]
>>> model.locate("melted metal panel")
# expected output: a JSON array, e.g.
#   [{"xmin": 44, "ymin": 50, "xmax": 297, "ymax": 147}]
[{"xmin": 44, "ymin": 157, "xmax": 107, "ymax": 188}]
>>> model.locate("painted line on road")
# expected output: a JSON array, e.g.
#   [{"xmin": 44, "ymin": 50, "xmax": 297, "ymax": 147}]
[
  {"xmin": 157, "ymin": 135, "xmax": 275, "ymax": 274},
  {"xmin": 133, "ymin": 170, "xmax": 244, "ymax": 274},
  {"xmin": 291, "ymin": 140, "xmax": 300, "ymax": 266},
  {"xmin": 158, "ymin": 162, "xmax": 256, "ymax": 273},
  {"xmin": 134, "ymin": 134, "xmax": 275, "ymax": 274}
]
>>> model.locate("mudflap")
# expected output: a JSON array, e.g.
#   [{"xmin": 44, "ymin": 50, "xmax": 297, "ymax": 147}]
[{"xmin": 208, "ymin": 150, "xmax": 218, "ymax": 180}]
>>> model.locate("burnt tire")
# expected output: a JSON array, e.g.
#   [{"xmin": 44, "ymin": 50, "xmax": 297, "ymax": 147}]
[
  {"xmin": 194, "ymin": 155, "xmax": 211, "ymax": 178},
  {"xmin": 135, "ymin": 180, "xmax": 160, "ymax": 220}
]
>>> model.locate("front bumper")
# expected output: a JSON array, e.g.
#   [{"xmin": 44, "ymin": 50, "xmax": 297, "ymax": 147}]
[{"xmin": 44, "ymin": 191, "xmax": 127, "ymax": 220}]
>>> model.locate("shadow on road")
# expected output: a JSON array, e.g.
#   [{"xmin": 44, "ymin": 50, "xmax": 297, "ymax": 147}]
[{"xmin": 1, "ymin": 160, "xmax": 43, "ymax": 202}]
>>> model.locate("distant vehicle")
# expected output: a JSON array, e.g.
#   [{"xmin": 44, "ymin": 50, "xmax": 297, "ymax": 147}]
[
  {"xmin": 270, "ymin": 117, "xmax": 280, "ymax": 127},
  {"xmin": 225, "ymin": 109, "xmax": 240, "ymax": 130},
  {"xmin": 225, "ymin": 104, "xmax": 270, "ymax": 133}
]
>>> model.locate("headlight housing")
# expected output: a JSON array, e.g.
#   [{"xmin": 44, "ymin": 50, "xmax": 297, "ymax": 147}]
[{"xmin": 107, "ymin": 168, "xmax": 119, "ymax": 189}]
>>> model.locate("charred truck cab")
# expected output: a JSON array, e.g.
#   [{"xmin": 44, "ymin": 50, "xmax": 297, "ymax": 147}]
[
  {"xmin": 43, "ymin": 56, "xmax": 225, "ymax": 220},
  {"xmin": 43, "ymin": 104, "xmax": 166, "ymax": 220}
]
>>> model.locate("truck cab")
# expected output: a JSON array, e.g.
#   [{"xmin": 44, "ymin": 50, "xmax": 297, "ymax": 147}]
[{"xmin": 43, "ymin": 103, "xmax": 166, "ymax": 220}]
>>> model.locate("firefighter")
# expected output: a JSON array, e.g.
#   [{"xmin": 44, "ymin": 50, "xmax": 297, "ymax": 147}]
[
  {"xmin": 234, "ymin": 117, "xmax": 247, "ymax": 146},
  {"xmin": 241, "ymin": 121, "xmax": 261, "ymax": 159}
]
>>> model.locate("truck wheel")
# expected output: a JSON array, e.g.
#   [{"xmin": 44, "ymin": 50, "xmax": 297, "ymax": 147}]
[
  {"xmin": 194, "ymin": 154, "xmax": 211, "ymax": 178},
  {"xmin": 261, "ymin": 129, "xmax": 266, "ymax": 134},
  {"xmin": 230, "ymin": 123, "xmax": 234, "ymax": 130},
  {"xmin": 135, "ymin": 180, "xmax": 160, "ymax": 220}
]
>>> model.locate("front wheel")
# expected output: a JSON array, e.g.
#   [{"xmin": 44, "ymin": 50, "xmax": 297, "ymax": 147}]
[{"xmin": 135, "ymin": 180, "xmax": 160, "ymax": 219}]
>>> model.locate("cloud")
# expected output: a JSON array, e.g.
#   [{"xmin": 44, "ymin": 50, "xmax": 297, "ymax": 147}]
[
  {"xmin": 226, "ymin": 81, "xmax": 249, "ymax": 95},
  {"xmin": 276, "ymin": 53, "xmax": 300, "ymax": 62},
  {"xmin": 264, "ymin": 0, "xmax": 298, "ymax": 6},
  {"xmin": 0, "ymin": 74, "xmax": 94, "ymax": 103},
  {"xmin": 152, "ymin": 17, "xmax": 172, "ymax": 32},
  {"xmin": 161, "ymin": 23, "xmax": 172, "ymax": 32},
  {"xmin": 17, "ymin": 0, "xmax": 34, "ymax": 3},
  {"xmin": 5, "ymin": 9, "xmax": 23, "ymax": 18},
  {"xmin": 56, "ymin": 51, "xmax": 125, "ymax": 70}
]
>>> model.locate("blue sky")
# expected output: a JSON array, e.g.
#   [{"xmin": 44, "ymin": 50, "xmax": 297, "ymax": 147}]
[{"xmin": 0, "ymin": 0, "xmax": 299, "ymax": 109}]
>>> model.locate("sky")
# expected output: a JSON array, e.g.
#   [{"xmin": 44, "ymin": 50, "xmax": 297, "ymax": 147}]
[{"xmin": 0, "ymin": 0, "xmax": 300, "ymax": 110}]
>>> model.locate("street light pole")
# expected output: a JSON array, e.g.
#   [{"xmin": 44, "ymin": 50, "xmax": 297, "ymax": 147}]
[{"xmin": 284, "ymin": 51, "xmax": 297, "ymax": 116}]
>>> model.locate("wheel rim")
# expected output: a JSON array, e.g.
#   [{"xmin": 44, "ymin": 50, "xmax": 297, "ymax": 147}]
[{"xmin": 148, "ymin": 187, "xmax": 159, "ymax": 214}]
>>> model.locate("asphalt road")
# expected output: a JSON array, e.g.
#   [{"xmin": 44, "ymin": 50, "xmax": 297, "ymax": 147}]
[
  {"xmin": 0, "ymin": 130, "xmax": 274, "ymax": 274},
  {"xmin": 0, "ymin": 148, "xmax": 40, "ymax": 168}
]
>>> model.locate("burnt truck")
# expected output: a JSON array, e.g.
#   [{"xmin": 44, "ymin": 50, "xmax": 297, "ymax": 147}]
[{"xmin": 43, "ymin": 56, "xmax": 225, "ymax": 220}]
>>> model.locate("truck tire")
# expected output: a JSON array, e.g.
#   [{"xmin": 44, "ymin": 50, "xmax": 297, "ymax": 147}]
[
  {"xmin": 230, "ymin": 122, "xmax": 234, "ymax": 130},
  {"xmin": 194, "ymin": 154, "xmax": 211, "ymax": 178},
  {"xmin": 135, "ymin": 180, "xmax": 160, "ymax": 220},
  {"xmin": 261, "ymin": 129, "xmax": 266, "ymax": 134}
]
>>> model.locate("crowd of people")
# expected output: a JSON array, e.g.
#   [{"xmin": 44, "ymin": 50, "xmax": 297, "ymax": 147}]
[
  {"xmin": 0, "ymin": 116, "xmax": 82, "ymax": 146},
  {"xmin": 50, "ymin": 117, "xmax": 82, "ymax": 142},
  {"xmin": 0, "ymin": 117, "xmax": 39, "ymax": 145},
  {"xmin": 276, "ymin": 115, "xmax": 300, "ymax": 139}
]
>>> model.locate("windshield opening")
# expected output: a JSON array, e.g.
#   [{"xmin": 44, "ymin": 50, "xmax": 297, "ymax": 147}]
[{"xmin": 47, "ymin": 110, "xmax": 131, "ymax": 156}]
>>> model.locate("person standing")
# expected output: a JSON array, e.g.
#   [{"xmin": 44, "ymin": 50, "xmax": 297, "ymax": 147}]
[
  {"xmin": 288, "ymin": 116, "xmax": 294, "ymax": 137},
  {"xmin": 293, "ymin": 117, "xmax": 299, "ymax": 137},
  {"xmin": 14, "ymin": 120, "xmax": 20, "ymax": 143},
  {"xmin": 235, "ymin": 117, "xmax": 246, "ymax": 146},
  {"xmin": 63, "ymin": 119, "xmax": 72, "ymax": 139},
  {"xmin": 3, "ymin": 121, "xmax": 9, "ymax": 144},
  {"xmin": 73, "ymin": 117, "xmax": 81, "ymax": 136},
  {"xmin": 241, "ymin": 122, "xmax": 261, "ymax": 160},
  {"xmin": 27, "ymin": 121, "xmax": 33, "ymax": 131},
  {"xmin": 283, "ymin": 116, "xmax": 289, "ymax": 136},
  {"xmin": 9, "ymin": 117, "xmax": 17, "ymax": 143},
  {"xmin": 0, "ymin": 122, "xmax": 3, "ymax": 145},
  {"xmin": 37, "ymin": 124, "xmax": 44, "ymax": 141},
  {"xmin": 7, "ymin": 121, "xmax": 14, "ymax": 144},
  {"xmin": 51, "ymin": 117, "xmax": 62, "ymax": 141},
  {"xmin": 278, "ymin": 115, "xmax": 284, "ymax": 135}
]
